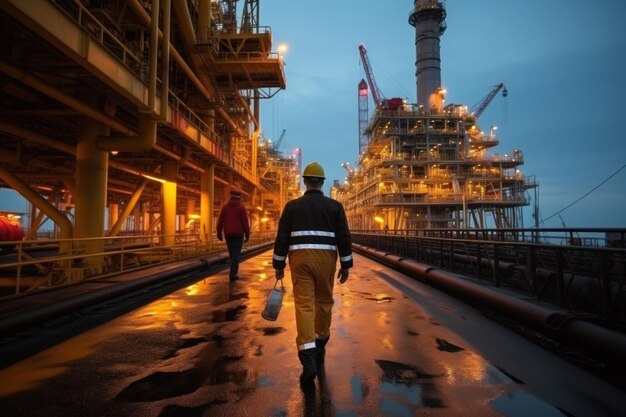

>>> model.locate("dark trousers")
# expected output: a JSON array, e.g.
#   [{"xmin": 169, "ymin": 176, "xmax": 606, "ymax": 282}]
[{"xmin": 225, "ymin": 236, "xmax": 244, "ymax": 278}]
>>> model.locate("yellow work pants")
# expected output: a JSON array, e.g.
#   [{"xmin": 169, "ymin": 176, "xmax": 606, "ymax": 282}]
[{"xmin": 288, "ymin": 249, "xmax": 338, "ymax": 350}]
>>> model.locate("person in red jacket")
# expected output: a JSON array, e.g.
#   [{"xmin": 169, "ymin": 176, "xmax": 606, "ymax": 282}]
[{"xmin": 217, "ymin": 188, "xmax": 250, "ymax": 280}]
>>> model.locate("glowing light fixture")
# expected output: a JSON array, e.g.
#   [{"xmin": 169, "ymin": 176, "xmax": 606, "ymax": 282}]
[{"xmin": 141, "ymin": 174, "xmax": 166, "ymax": 183}]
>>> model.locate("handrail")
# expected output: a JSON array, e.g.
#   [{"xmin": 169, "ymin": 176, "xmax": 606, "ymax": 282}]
[
  {"xmin": 351, "ymin": 231, "xmax": 626, "ymax": 327},
  {"xmin": 50, "ymin": 0, "xmax": 255, "ymax": 177},
  {"xmin": 352, "ymin": 227, "xmax": 626, "ymax": 247},
  {"xmin": 0, "ymin": 232, "xmax": 276, "ymax": 296}
]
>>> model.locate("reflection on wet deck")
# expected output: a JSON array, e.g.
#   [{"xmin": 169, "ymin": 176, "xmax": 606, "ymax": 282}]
[{"xmin": 0, "ymin": 251, "xmax": 622, "ymax": 417}]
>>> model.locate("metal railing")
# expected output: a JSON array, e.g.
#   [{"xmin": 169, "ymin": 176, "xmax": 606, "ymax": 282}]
[
  {"xmin": 0, "ymin": 232, "xmax": 276, "ymax": 297},
  {"xmin": 353, "ymin": 229, "xmax": 626, "ymax": 328},
  {"xmin": 54, "ymin": 0, "xmax": 146, "ymax": 81}
]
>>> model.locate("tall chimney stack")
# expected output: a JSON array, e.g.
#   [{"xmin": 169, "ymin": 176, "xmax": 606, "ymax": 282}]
[{"xmin": 409, "ymin": 0, "xmax": 447, "ymax": 111}]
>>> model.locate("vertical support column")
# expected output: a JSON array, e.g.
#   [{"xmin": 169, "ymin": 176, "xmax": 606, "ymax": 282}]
[
  {"xmin": 28, "ymin": 203, "xmax": 37, "ymax": 240},
  {"xmin": 200, "ymin": 164, "xmax": 214, "ymax": 243},
  {"xmin": 198, "ymin": 0, "xmax": 211, "ymax": 42},
  {"xmin": 161, "ymin": 161, "xmax": 178, "ymax": 246},
  {"xmin": 252, "ymin": 188, "xmax": 261, "ymax": 233},
  {"xmin": 252, "ymin": 92, "xmax": 260, "ymax": 184},
  {"xmin": 186, "ymin": 199, "xmax": 196, "ymax": 215},
  {"xmin": 278, "ymin": 171, "xmax": 284, "ymax": 213},
  {"xmin": 134, "ymin": 204, "xmax": 142, "ymax": 232},
  {"xmin": 185, "ymin": 198, "xmax": 196, "ymax": 232},
  {"xmin": 206, "ymin": 110, "xmax": 215, "ymax": 131},
  {"xmin": 462, "ymin": 194, "xmax": 468, "ymax": 228},
  {"xmin": 143, "ymin": 205, "xmax": 151, "ymax": 232},
  {"xmin": 75, "ymin": 116, "xmax": 108, "ymax": 273},
  {"xmin": 108, "ymin": 203, "xmax": 119, "ymax": 232},
  {"xmin": 160, "ymin": 0, "xmax": 171, "ymax": 121},
  {"xmin": 224, "ymin": 172, "xmax": 233, "ymax": 204}
]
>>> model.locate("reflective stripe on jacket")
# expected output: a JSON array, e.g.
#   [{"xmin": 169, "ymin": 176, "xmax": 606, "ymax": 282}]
[{"xmin": 272, "ymin": 190, "xmax": 353, "ymax": 270}]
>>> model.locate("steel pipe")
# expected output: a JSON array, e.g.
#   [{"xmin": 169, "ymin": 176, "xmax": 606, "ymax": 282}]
[{"xmin": 353, "ymin": 244, "xmax": 626, "ymax": 368}]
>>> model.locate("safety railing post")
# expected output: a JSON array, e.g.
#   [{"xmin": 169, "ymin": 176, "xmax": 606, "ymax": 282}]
[
  {"xmin": 600, "ymin": 252, "xmax": 612, "ymax": 319},
  {"xmin": 120, "ymin": 239, "xmax": 125, "ymax": 272},
  {"xmin": 492, "ymin": 244, "xmax": 500, "ymax": 286},
  {"xmin": 528, "ymin": 245, "xmax": 537, "ymax": 295},
  {"xmin": 16, "ymin": 241, "xmax": 22, "ymax": 295},
  {"xmin": 476, "ymin": 242, "xmax": 482, "ymax": 280},
  {"xmin": 449, "ymin": 240, "xmax": 455, "ymax": 270},
  {"xmin": 438, "ymin": 239, "xmax": 444, "ymax": 268},
  {"xmin": 556, "ymin": 248, "xmax": 565, "ymax": 307}
]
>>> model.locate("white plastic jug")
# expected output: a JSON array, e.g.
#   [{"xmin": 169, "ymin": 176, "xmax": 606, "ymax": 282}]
[{"xmin": 262, "ymin": 279, "xmax": 285, "ymax": 321}]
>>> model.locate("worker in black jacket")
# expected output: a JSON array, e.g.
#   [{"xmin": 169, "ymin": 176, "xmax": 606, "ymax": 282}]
[{"xmin": 272, "ymin": 161, "xmax": 353, "ymax": 387}]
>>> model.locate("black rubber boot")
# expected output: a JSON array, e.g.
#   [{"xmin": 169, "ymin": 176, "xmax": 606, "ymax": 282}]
[
  {"xmin": 298, "ymin": 348, "xmax": 317, "ymax": 387},
  {"xmin": 315, "ymin": 336, "xmax": 329, "ymax": 378}
]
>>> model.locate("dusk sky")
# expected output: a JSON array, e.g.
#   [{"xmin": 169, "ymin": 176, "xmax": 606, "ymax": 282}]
[
  {"xmin": 1, "ymin": 1, "xmax": 624, "ymax": 229},
  {"xmin": 261, "ymin": 0, "xmax": 626, "ymax": 228}
]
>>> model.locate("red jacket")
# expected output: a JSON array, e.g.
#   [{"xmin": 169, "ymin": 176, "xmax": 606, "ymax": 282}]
[{"xmin": 217, "ymin": 198, "xmax": 250, "ymax": 239}]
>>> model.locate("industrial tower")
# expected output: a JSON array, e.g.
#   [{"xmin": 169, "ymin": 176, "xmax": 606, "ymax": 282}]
[
  {"xmin": 409, "ymin": 0, "xmax": 447, "ymax": 110},
  {"xmin": 334, "ymin": 1, "xmax": 537, "ymax": 231},
  {"xmin": 358, "ymin": 79, "xmax": 369, "ymax": 155}
]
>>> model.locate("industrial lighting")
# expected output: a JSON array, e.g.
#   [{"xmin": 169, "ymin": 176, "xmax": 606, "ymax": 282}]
[
  {"xmin": 141, "ymin": 173, "xmax": 166, "ymax": 183},
  {"xmin": 490, "ymin": 125, "xmax": 498, "ymax": 139},
  {"xmin": 188, "ymin": 214, "xmax": 201, "ymax": 220},
  {"xmin": 277, "ymin": 43, "xmax": 288, "ymax": 54},
  {"xmin": 374, "ymin": 216, "xmax": 384, "ymax": 224}
]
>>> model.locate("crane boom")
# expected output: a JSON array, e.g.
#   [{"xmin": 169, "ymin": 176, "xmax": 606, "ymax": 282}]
[
  {"xmin": 358, "ymin": 44, "xmax": 385, "ymax": 108},
  {"xmin": 274, "ymin": 129, "xmax": 286, "ymax": 151},
  {"xmin": 471, "ymin": 83, "xmax": 508, "ymax": 119}
]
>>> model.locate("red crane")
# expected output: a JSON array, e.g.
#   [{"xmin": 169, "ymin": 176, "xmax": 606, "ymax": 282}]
[
  {"xmin": 470, "ymin": 83, "xmax": 508, "ymax": 119},
  {"xmin": 358, "ymin": 43, "xmax": 385, "ymax": 108}
]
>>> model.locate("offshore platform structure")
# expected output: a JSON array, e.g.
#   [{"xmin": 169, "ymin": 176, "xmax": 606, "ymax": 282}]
[
  {"xmin": 0, "ymin": 0, "xmax": 295, "ymax": 282},
  {"xmin": 257, "ymin": 129, "xmax": 302, "ymax": 224},
  {"xmin": 334, "ymin": 0, "xmax": 536, "ymax": 230}
]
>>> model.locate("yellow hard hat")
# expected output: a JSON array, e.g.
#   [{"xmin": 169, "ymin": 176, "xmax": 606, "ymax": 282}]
[{"xmin": 302, "ymin": 162, "xmax": 325, "ymax": 179}]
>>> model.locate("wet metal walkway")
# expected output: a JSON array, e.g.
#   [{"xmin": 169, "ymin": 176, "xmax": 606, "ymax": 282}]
[{"xmin": 0, "ymin": 251, "xmax": 624, "ymax": 416}]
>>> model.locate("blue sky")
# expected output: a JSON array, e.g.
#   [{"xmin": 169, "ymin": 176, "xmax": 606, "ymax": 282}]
[{"xmin": 261, "ymin": 0, "xmax": 626, "ymax": 228}]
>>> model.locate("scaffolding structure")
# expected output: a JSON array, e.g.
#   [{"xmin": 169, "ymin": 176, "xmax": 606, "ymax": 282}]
[
  {"xmin": 0, "ymin": 0, "xmax": 293, "ymax": 284},
  {"xmin": 333, "ymin": 104, "xmax": 536, "ymax": 230},
  {"xmin": 256, "ymin": 135, "xmax": 301, "ymax": 231}
]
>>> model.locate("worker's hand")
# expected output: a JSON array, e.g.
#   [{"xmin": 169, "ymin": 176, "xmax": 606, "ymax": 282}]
[
  {"xmin": 337, "ymin": 268, "xmax": 349, "ymax": 284},
  {"xmin": 275, "ymin": 269, "xmax": 285, "ymax": 280},
  {"xmin": 217, "ymin": 233, "xmax": 223, "ymax": 241}
]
